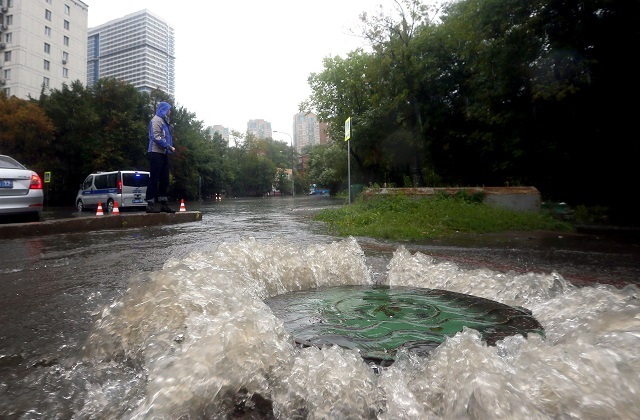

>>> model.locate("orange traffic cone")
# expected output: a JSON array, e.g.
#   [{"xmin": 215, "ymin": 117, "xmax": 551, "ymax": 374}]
[
  {"xmin": 112, "ymin": 200, "xmax": 120, "ymax": 215},
  {"xmin": 179, "ymin": 199, "xmax": 186, "ymax": 212},
  {"xmin": 96, "ymin": 202, "xmax": 104, "ymax": 216}
]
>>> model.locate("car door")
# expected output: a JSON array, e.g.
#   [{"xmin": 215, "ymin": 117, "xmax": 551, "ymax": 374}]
[
  {"xmin": 121, "ymin": 171, "xmax": 149, "ymax": 208},
  {"xmin": 79, "ymin": 175, "xmax": 98, "ymax": 208},
  {"xmin": 93, "ymin": 174, "xmax": 111, "ymax": 208}
]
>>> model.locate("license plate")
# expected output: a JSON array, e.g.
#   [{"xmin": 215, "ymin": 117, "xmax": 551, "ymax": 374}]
[
  {"xmin": 133, "ymin": 189, "xmax": 142, "ymax": 194},
  {"xmin": 0, "ymin": 179, "xmax": 13, "ymax": 188},
  {"xmin": 132, "ymin": 199, "xmax": 143, "ymax": 203}
]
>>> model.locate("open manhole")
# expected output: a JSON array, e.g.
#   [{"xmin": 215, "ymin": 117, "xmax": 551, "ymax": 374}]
[{"xmin": 265, "ymin": 286, "xmax": 544, "ymax": 367}]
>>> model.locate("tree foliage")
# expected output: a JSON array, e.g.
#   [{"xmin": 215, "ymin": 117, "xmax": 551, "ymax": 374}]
[
  {"xmin": 303, "ymin": 0, "xmax": 638, "ymax": 224},
  {"xmin": 0, "ymin": 0, "xmax": 635, "ymax": 225},
  {"xmin": 0, "ymin": 92, "xmax": 55, "ymax": 173}
]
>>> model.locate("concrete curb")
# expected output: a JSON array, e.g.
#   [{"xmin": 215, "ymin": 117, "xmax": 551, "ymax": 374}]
[{"xmin": 0, "ymin": 211, "xmax": 202, "ymax": 239}]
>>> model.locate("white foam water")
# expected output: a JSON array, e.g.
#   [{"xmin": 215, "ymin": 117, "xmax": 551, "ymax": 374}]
[{"xmin": 78, "ymin": 237, "xmax": 640, "ymax": 419}]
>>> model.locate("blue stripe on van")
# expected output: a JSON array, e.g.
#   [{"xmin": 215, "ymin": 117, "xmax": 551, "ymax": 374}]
[{"xmin": 82, "ymin": 188, "xmax": 118, "ymax": 196}]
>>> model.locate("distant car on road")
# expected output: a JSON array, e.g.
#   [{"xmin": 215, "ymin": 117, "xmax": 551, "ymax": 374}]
[
  {"xmin": 0, "ymin": 154, "xmax": 44, "ymax": 222},
  {"xmin": 76, "ymin": 170, "xmax": 150, "ymax": 213}
]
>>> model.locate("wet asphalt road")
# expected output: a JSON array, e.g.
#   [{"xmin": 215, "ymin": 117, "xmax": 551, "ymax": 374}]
[{"xmin": 2, "ymin": 199, "xmax": 639, "ymax": 289}]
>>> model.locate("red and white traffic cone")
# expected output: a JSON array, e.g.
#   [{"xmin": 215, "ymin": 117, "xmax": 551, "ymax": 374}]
[
  {"xmin": 179, "ymin": 199, "xmax": 186, "ymax": 212},
  {"xmin": 96, "ymin": 202, "xmax": 104, "ymax": 216},
  {"xmin": 112, "ymin": 200, "xmax": 120, "ymax": 215}
]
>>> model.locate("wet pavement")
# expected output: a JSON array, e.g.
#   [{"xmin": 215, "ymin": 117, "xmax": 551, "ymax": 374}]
[{"xmin": 1, "ymin": 197, "xmax": 639, "ymax": 418}]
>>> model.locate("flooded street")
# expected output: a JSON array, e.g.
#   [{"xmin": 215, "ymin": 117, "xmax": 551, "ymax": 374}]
[{"xmin": 1, "ymin": 196, "xmax": 639, "ymax": 419}]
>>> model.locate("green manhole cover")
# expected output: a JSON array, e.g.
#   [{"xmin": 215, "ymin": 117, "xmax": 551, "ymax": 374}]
[{"xmin": 265, "ymin": 286, "xmax": 543, "ymax": 366}]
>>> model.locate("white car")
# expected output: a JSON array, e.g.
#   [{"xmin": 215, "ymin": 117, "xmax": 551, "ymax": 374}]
[{"xmin": 0, "ymin": 154, "xmax": 44, "ymax": 222}]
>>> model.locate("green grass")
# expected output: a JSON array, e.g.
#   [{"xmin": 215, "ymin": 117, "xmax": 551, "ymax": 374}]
[{"xmin": 314, "ymin": 194, "xmax": 574, "ymax": 240}]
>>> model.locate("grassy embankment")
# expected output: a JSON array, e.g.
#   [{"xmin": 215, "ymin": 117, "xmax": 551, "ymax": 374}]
[{"xmin": 314, "ymin": 192, "xmax": 574, "ymax": 241}]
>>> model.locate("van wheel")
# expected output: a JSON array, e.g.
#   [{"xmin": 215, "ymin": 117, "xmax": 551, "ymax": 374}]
[
  {"xmin": 106, "ymin": 199, "xmax": 114, "ymax": 214},
  {"xmin": 77, "ymin": 199, "xmax": 85, "ymax": 212}
]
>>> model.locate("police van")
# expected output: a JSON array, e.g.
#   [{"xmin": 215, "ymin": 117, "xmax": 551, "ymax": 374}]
[{"xmin": 75, "ymin": 170, "xmax": 150, "ymax": 213}]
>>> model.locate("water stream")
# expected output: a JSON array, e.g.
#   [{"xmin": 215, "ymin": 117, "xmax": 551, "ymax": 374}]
[{"xmin": 1, "ymin": 197, "xmax": 638, "ymax": 418}]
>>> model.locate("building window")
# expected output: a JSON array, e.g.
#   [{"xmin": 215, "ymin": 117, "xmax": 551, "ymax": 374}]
[
  {"xmin": 44, "ymin": 60, "xmax": 50, "ymax": 70},
  {"xmin": 64, "ymin": 20, "xmax": 70, "ymax": 30},
  {"xmin": 3, "ymin": 51, "xmax": 10, "ymax": 62},
  {"xmin": 62, "ymin": 51, "xmax": 68, "ymax": 63},
  {"xmin": 6, "ymin": 15, "xmax": 13, "ymax": 25},
  {"xmin": 44, "ymin": 43, "xmax": 50, "ymax": 54},
  {"xmin": 7, "ymin": 0, "xmax": 14, "ymax": 8},
  {"xmin": 45, "ymin": 26, "xmax": 51, "ymax": 37},
  {"xmin": 64, "ymin": 4, "xmax": 70, "ymax": 15},
  {"xmin": 4, "ymin": 33, "xmax": 11, "ymax": 43},
  {"xmin": 43, "ymin": 77, "xmax": 50, "ymax": 87},
  {"xmin": 3, "ymin": 69, "xmax": 10, "ymax": 80},
  {"xmin": 46, "ymin": 0, "xmax": 51, "ymax": 4},
  {"xmin": 63, "ymin": 68, "xmax": 68, "ymax": 78},
  {"xmin": 45, "ymin": 10, "xmax": 52, "ymax": 21},
  {"xmin": 63, "ymin": 35, "xmax": 69, "ymax": 46}
]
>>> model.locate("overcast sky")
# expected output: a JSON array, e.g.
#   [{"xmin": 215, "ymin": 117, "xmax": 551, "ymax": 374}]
[{"xmin": 84, "ymin": 1, "xmax": 415, "ymax": 141}]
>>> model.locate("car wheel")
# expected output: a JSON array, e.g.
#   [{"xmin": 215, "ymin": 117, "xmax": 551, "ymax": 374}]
[
  {"xmin": 106, "ymin": 199, "xmax": 114, "ymax": 214},
  {"xmin": 77, "ymin": 199, "xmax": 84, "ymax": 212}
]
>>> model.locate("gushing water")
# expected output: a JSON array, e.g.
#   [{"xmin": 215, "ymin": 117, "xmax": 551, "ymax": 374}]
[{"xmin": 52, "ymin": 237, "xmax": 640, "ymax": 418}]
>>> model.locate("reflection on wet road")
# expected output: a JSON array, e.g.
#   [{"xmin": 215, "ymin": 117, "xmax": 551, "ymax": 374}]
[{"xmin": 1, "ymin": 196, "xmax": 639, "ymax": 418}]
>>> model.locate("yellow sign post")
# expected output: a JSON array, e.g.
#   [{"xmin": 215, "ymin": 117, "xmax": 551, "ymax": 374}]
[
  {"xmin": 345, "ymin": 117, "xmax": 351, "ymax": 204},
  {"xmin": 344, "ymin": 117, "xmax": 351, "ymax": 141}
]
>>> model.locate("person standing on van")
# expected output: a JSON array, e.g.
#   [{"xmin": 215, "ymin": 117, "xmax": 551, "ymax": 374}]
[{"xmin": 146, "ymin": 101, "xmax": 176, "ymax": 213}]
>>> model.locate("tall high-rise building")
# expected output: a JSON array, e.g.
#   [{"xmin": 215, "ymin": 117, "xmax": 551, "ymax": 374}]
[
  {"xmin": 209, "ymin": 125, "xmax": 229, "ymax": 144},
  {"xmin": 87, "ymin": 9, "xmax": 174, "ymax": 96},
  {"xmin": 293, "ymin": 112, "xmax": 321, "ymax": 154},
  {"xmin": 1, "ymin": 0, "xmax": 88, "ymax": 98},
  {"xmin": 247, "ymin": 119, "xmax": 272, "ymax": 140}
]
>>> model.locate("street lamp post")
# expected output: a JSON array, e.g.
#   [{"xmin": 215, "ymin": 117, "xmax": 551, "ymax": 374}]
[{"xmin": 273, "ymin": 130, "xmax": 294, "ymax": 197}]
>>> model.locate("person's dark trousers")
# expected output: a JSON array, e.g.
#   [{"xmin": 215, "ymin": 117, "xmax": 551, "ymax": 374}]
[{"xmin": 146, "ymin": 152, "xmax": 171, "ymax": 203}]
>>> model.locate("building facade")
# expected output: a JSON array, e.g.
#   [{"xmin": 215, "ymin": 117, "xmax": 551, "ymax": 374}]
[
  {"xmin": 87, "ymin": 9, "xmax": 174, "ymax": 96},
  {"xmin": 293, "ymin": 112, "xmax": 321, "ymax": 154},
  {"xmin": 209, "ymin": 125, "xmax": 229, "ymax": 144},
  {"xmin": 247, "ymin": 119, "xmax": 272, "ymax": 140},
  {"xmin": 1, "ymin": 0, "xmax": 88, "ymax": 98}
]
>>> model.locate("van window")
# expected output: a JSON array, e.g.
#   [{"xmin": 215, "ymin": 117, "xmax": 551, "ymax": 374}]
[
  {"xmin": 107, "ymin": 173, "xmax": 118, "ymax": 188},
  {"xmin": 83, "ymin": 176, "xmax": 93, "ymax": 190},
  {"xmin": 94, "ymin": 173, "xmax": 118, "ymax": 189},
  {"xmin": 123, "ymin": 172, "xmax": 149, "ymax": 188},
  {"xmin": 94, "ymin": 174, "xmax": 108, "ymax": 189}
]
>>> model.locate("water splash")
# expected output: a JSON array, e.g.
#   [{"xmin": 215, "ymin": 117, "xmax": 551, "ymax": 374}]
[{"xmin": 74, "ymin": 237, "xmax": 640, "ymax": 419}]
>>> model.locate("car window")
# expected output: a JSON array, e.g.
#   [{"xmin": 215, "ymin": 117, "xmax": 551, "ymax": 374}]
[
  {"xmin": 94, "ymin": 175, "xmax": 108, "ymax": 189},
  {"xmin": 106, "ymin": 173, "xmax": 117, "ymax": 188},
  {"xmin": 0, "ymin": 155, "xmax": 26, "ymax": 169},
  {"xmin": 122, "ymin": 172, "xmax": 149, "ymax": 188},
  {"xmin": 83, "ymin": 176, "xmax": 93, "ymax": 190}
]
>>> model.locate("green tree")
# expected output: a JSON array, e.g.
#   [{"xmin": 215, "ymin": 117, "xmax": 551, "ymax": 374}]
[
  {"xmin": 358, "ymin": 0, "xmax": 441, "ymax": 187},
  {"xmin": 304, "ymin": 51, "xmax": 381, "ymax": 185},
  {"xmin": 91, "ymin": 78, "xmax": 149, "ymax": 170},
  {"xmin": 37, "ymin": 80, "xmax": 101, "ymax": 204},
  {"xmin": 0, "ymin": 93, "xmax": 55, "ymax": 173},
  {"xmin": 306, "ymin": 143, "xmax": 348, "ymax": 194}
]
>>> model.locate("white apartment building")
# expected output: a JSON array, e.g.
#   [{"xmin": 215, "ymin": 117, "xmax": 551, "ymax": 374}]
[
  {"xmin": 247, "ymin": 119, "xmax": 272, "ymax": 140},
  {"xmin": 1, "ymin": 0, "xmax": 88, "ymax": 98},
  {"xmin": 293, "ymin": 112, "xmax": 321, "ymax": 154},
  {"xmin": 87, "ymin": 9, "xmax": 174, "ymax": 96},
  {"xmin": 209, "ymin": 125, "xmax": 230, "ymax": 144}
]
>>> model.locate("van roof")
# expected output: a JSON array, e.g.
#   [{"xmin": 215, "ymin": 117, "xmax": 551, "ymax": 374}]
[{"xmin": 93, "ymin": 170, "xmax": 149, "ymax": 174}]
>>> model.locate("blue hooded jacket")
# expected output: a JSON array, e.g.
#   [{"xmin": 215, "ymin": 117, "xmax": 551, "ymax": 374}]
[{"xmin": 148, "ymin": 102, "xmax": 174, "ymax": 154}]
